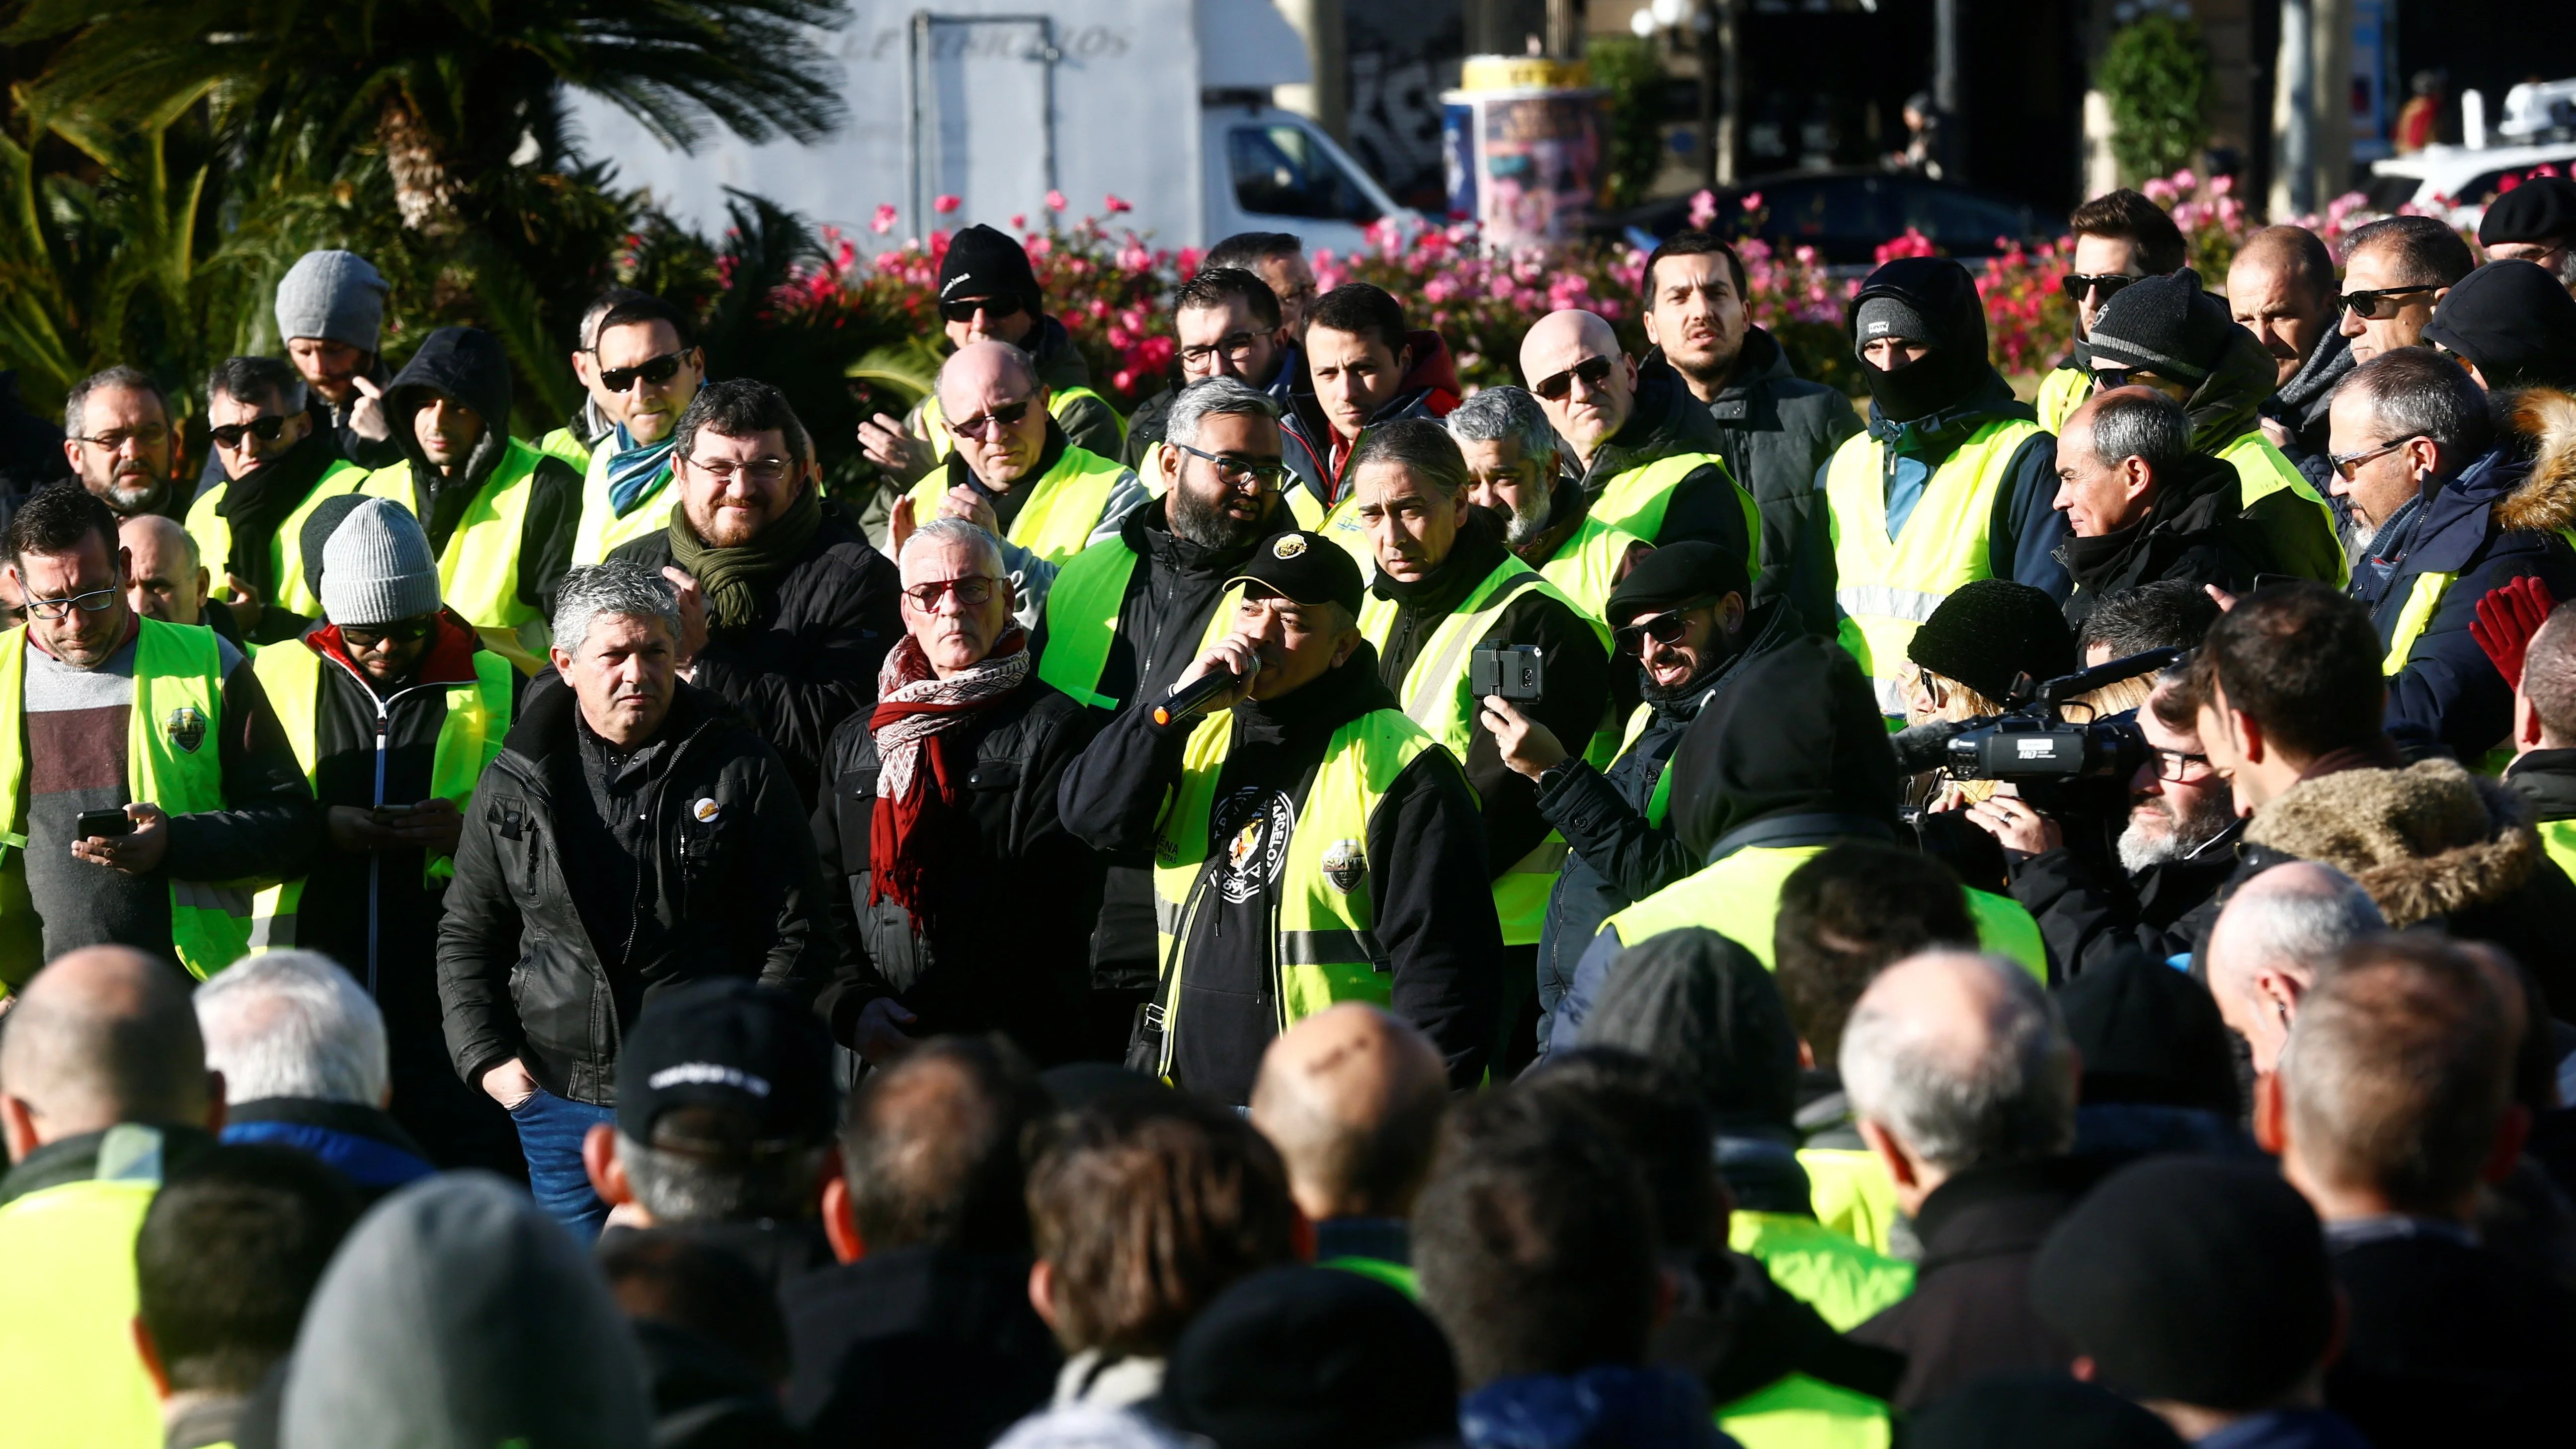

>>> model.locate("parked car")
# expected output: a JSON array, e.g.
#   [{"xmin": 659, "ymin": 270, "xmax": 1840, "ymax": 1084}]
[{"xmin": 1598, "ymin": 168, "xmax": 2059, "ymax": 267}]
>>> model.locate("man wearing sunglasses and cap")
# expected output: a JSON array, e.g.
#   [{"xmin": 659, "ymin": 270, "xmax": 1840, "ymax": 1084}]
[
  {"xmin": 246, "ymin": 496, "xmax": 522, "ymax": 1173},
  {"xmin": 186, "ymin": 355, "xmax": 372, "ymax": 645},
  {"xmin": 856, "ymin": 223, "xmax": 1126, "ymax": 490},
  {"xmin": 569, "ymin": 293, "xmax": 708, "ymax": 564},
  {"xmin": 2033, "ymin": 189, "xmax": 2189, "ymax": 436},
  {"xmin": 1059, "ymin": 528, "xmax": 1501, "ymax": 1106}
]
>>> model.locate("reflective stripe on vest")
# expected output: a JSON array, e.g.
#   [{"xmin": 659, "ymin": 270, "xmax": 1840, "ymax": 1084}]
[
  {"xmin": 1538, "ymin": 515, "xmax": 1649, "ymax": 623},
  {"xmin": 919, "ymin": 383, "xmax": 1126, "ymax": 462},
  {"xmin": 1604, "ymin": 842, "xmax": 2046, "ymax": 978},
  {"xmin": 1359, "ymin": 558, "xmax": 1603, "ymax": 946},
  {"xmin": 1591, "ymin": 452, "xmax": 1759, "ymax": 558},
  {"xmin": 0, "ymin": 621, "xmax": 250, "ymax": 981},
  {"xmin": 2379, "ymin": 568, "xmax": 2455, "ymax": 677},
  {"xmin": 2033, "ymin": 364, "xmax": 2089, "ymax": 435},
  {"xmin": 0, "ymin": 1173, "xmax": 163, "ymax": 1446},
  {"xmin": 184, "ymin": 461, "xmax": 372, "ymax": 620},
  {"xmin": 571, "ymin": 441, "xmax": 675, "ymax": 565},
  {"xmin": 2218, "ymin": 429, "xmax": 2346, "ymax": 585},
  {"xmin": 1147, "ymin": 708, "xmax": 1438, "ymax": 1079},
  {"xmin": 358, "ymin": 441, "xmax": 551, "ymax": 672},
  {"xmin": 906, "ymin": 445, "xmax": 1133, "ymax": 567},
  {"xmin": 1035, "ymin": 541, "xmax": 1235, "ymax": 711},
  {"xmin": 1824, "ymin": 419, "xmax": 2042, "ymax": 712},
  {"xmin": 248, "ymin": 642, "xmax": 512, "ymax": 956}
]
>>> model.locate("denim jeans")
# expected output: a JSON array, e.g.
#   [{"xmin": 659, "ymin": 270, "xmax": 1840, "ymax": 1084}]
[{"xmin": 510, "ymin": 1087, "xmax": 615, "ymax": 1240}]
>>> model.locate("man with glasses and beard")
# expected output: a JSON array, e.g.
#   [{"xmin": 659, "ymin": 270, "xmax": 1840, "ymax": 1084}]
[
  {"xmin": 1448, "ymin": 385, "xmax": 1649, "ymax": 623},
  {"xmin": 61, "ymin": 367, "xmax": 184, "ymax": 526},
  {"xmin": 812, "ymin": 518, "xmax": 1102, "ymax": 1066},
  {"xmin": 1032, "ymin": 376, "xmax": 1300, "ymax": 1057},
  {"xmin": 1479, "ymin": 541, "xmax": 1795, "ymax": 1046},
  {"xmin": 610, "ymin": 379, "xmax": 900, "ymax": 804}
]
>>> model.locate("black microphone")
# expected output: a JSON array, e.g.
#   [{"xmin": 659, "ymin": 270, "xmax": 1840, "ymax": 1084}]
[{"xmin": 1152, "ymin": 661, "xmax": 1251, "ymax": 727}]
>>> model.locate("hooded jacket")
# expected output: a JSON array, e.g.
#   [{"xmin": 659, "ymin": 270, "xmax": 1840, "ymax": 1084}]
[
  {"xmin": 2356, "ymin": 388, "xmax": 2576, "ymax": 762},
  {"xmin": 2059, "ymin": 450, "xmax": 2273, "ymax": 630},
  {"xmin": 1841, "ymin": 258, "xmax": 2069, "ymax": 598},
  {"xmin": 1573, "ymin": 351, "xmax": 1760, "ymax": 567},
  {"xmin": 380, "ymin": 328, "xmax": 583, "ymax": 631},
  {"xmin": 2256, "ymin": 328, "xmax": 2355, "ymax": 495},
  {"xmin": 1279, "ymin": 329, "xmax": 1462, "ymax": 503},
  {"xmin": 435, "ymin": 679, "xmax": 838, "ymax": 1104},
  {"xmin": 1688, "ymin": 326, "xmax": 1863, "ymax": 634}
]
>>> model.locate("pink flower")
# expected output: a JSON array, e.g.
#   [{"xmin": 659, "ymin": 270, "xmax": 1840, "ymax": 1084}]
[
  {"xmin": 1046, "ymin": 190, "xmax": 1067, "ymax": 211},
  {"xmin": 933, "ymin": 194, "xmax": 961, "ymax": 214},
  {"xmin": 1010, "ymin": 213, "xmax": 1027, "ymax": 231},
  {"xmin": 870, "ymin": 204, "xmax": 897, "ymax": 236},
  {"xmin": 1687, "ymin": 189, "xmax": 1718, "ymax": 230},
  {"xmin": 1104, "ymin": 193, "xmax": 1132, "ymax": 214},
  {"xmin": 1741, "ymin": 191, "xmax": 1763, "ymax": 212}
]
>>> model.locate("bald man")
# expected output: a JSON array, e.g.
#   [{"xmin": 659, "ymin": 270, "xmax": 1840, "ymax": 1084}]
[
  {"xmin": 1516, "ymin": 310, "xmax": 1759, "ymax": 601},
  {"xmin": 893, "ymin": 339, "xmax": 1139, "ymax": 624},
  {"xmin": 2205, "ymin": 862, "xmax": 2385, "ymax": 1074},
  {"xmin": 118, "ymin": 513, "xmax": 220, "ymax": 634},
  {"xmin": 0, "ymin": 945, "xmax": 226, "ymax": 1448},
  {"xmin": 2234, "ymin": 226, "xmax": 2351, "ymax": 492},
  {"xmin": 1250, "ymin": 1003, "xmax": 1448, "ymax": 1290},
  {"xmin": 1840, "ymin": 949, "xmax": 2084, "ymax": 1410}
]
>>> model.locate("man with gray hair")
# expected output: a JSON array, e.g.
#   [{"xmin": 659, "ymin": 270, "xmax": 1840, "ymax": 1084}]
[
  {"xmin": 2205, "ymin": 861, "xmax": 2386, "ymax": 1075},
  {"xmin": 185, "ymin": 353, "xmax": 369, "ymax": 644},
  {"xmin": 1840, "ymin": 948, "xmax": 2087, "ymax": 1409},
  {"xmin": 438, "ymin": 558, "xmax": 836, "ymax": 1239},
  {"xmin": 61, "ymin": 364, "xmax": 182, "ymax": 523},
  {"xmin": 2050, "ymin": 386, "xmax": 2272, "ymax": 631},
  {"xmin": 1448, "ymin": 384, "xmax": 1647, "ymax": 621},
  {"xmin": 197, "ymin": 949, "xmax": 435, "ymax": 1200}
]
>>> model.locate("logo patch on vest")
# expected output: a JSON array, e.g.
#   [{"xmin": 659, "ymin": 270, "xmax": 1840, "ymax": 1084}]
[
  {"xmin": 165, "ymin": 706, "xmax": 206, "ymax": 754},
  {"xmin": 1319, "ymin": 838, "xmax": 1366, "ymax": 894}
]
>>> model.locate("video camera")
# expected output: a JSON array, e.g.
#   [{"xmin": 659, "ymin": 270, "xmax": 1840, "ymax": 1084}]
[{"xmin": 1893, "ymin": 646, "xmax": 2184, "ymax": 789}]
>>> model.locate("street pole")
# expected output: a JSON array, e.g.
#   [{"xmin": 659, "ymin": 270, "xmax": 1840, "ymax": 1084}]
[
  {"xmin": 1934, "ymin": 0, "xmax": 1964, "ymax": 180},
  {"xmin": 2272, "ymin": 0, "xmax": 2315, "ymax": 218},
  {"xmin": 1714, "ymin": 0, "xmax": 1739, "ymax": 186}
]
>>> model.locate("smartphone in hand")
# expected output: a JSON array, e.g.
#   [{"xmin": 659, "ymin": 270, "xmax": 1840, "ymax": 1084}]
[{"xmin": 73, "ymin": 806, "xmax": 134, "ymax": 839}]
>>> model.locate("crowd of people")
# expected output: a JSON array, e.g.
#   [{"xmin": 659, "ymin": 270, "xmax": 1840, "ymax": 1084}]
[{"xmin": 3, "ymin": 170, "xmax": 2576, "ymax": 1448}]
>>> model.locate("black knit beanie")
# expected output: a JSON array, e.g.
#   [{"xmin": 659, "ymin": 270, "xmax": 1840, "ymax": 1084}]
[
  {"xmin": 2030, "ymin": 1157, "xmax": 2336, "ymax": 1411},
  {"xmin": 2423, "ymin": 259, "xmax": 2576, "ymax": 390},
  {"xmin": 2086, "ymin": 267, "xmax": 2237, "ymax": 383},
  {"xmin": 937, "ymin": 223, "xmax": 1044, "ymax": 320},
  {"xmin": 1905, "ymin": 578, "xmax": 2077, "ymax": 703}
]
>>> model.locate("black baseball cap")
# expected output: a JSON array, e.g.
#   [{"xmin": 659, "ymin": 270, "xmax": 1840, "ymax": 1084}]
[
  {"xmin": 1224, "ymin": 531, "xmax": 1365, "ymax": 618},
  {"xmin": 615, "ymin": 978, "xmax": 836, "ymax": 1151}
]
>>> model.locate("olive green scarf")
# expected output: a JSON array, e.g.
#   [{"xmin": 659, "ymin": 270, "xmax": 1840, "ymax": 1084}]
[{"xmin": 667, "ymin": 481, "xmax": 823, "ymax": 628}]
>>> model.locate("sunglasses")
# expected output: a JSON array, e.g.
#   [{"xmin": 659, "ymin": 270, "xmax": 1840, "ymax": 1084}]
[
  {"xmin": 1612, "ymin": 598, "xmax": 1715, "ymax": 657},
  {"xmin": 900, "ymin": 575, "xmax": 1000, "ymax": 609},
  {"xmin": 340, "ymin": 616, "xmax": 436, "ymax": 649},
  {"xmin": 208, "ymin": 413, "xmax": 290, "ymax": 450},
  {"xmin": 952, "ymin": 396, "xmax": 1035, "ymax": 441},
  {"xmin": 2059, "ymin": 273, "xmax": 2140, "ymax": 303},
  {"xmin": 2340, "ymin": 285, "xmax": 2435, "ymax": 321},
  {"xmin": 1170, "ymin": 441, "xmax": 1288, "ymax": 490},
  {"xmin": 2328, "ymin": 433, "xmax": 2425, "ymax": 481},
  {"xmin": 1532, "ymin": 356, "xmax": 1617, "ymax": 402},
  {"xmin": 596, "ymin": 349, "xmax": 690, "ymax": 393},
  {"xmin": 940, "ymin": 294, "xmax": 1028, "ymax": 325}
]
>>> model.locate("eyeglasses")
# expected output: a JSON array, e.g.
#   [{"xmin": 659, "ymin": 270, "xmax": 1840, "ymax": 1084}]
[
  {"xmin": 1179, "ymin": 331, "xmax": 1265, "ymax": 368},
  {"xmin": 71, "ymin": 423, "xmax": 168, "ymax": 452},
  {"xmin": 685, "ymin": 456, "xmax": 792, "ymax": 485},
  {"xmin": 2328, "ymin": 434, "xmax": 2424, "ymax": 480},
  {"xmin": 1531, "ymin": 356, "xmax": 1617, "ymax": 402},
  {"xmin": 1169, "ymin": 441, "xmax": 1288, "ymax": 490},
  {"xmin": 595, "ymin": 349, "xmax": 691, "ymax": 393},
  {"xmin": 1612, "ymin": 599, "xmax": 1714, "ymax": 657},
  {"xmin": 23, "ymin": 586, "xmax": 118, "ymax": 621},
  {"xmin": 2059, "ymin": 273, "xmax": 2141, "ymax": 304},
  {"xmin": 900, "ymin": 575, "xmax": 1001, "ymax": 609},
  {"xmin": 2153, "ymin": 747, "xmax": 2213, "ymax": 782},
  {"xmin": 340, "ymin": 616, "xmax": 436, "ymax": 649},
  {"xmin": 951, "ymin": 396, "xmax": 1035, "ymax": 441},
  {"xmin": 2340, "ymin": 285, "xmax": 2436, "ymax": 321},
  {"xmin": 939, "ymin": 294, "xmax": 1027, "ymax": 325},
  {"xmin": 208, "ymin": 413, "xmax": 290, "ymax": 450}
]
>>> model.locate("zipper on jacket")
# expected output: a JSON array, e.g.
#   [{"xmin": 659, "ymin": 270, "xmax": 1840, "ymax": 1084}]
[{"xmin": 319, "ymin": 651, "xmax": 456, "ymax": 999}]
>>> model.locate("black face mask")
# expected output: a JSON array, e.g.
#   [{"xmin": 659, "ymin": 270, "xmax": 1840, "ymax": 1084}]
[{"xmin": 1860, "ymin": 346, "xmax": 1978, "ymax": 424}]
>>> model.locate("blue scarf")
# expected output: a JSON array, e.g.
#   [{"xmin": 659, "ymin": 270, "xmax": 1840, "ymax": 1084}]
[{"xmin": 604, "ymin": 423, "xmax": 678, "ymax": 516}]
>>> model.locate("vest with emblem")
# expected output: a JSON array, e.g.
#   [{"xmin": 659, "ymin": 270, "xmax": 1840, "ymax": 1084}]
[{"xmin": 905, "ymin": 445, "xmax": 1132, "ymax": 568}]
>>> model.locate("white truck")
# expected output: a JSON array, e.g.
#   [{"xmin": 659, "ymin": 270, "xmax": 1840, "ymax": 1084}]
[
  {"xmin": 571, "ymin": 0, "xmax": 1416, "ymax": 255},
  {"xmin": 2367, "ymin": 78, "xmax": 2576, "ymax": 225}
]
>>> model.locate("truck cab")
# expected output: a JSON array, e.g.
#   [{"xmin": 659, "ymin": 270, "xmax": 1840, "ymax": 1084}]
[{"xmin": 1202, "ymin": 97, "xmax": 1408, "ymax": 256}]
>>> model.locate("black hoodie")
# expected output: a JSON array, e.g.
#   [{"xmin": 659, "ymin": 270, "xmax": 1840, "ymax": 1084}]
[
  {"xmin": 381, "ymin": 327, "xmax": 582, "ymax": 628},
  {"xmin": 2057, "ymin": 450, "xmax": 2273, "ymax": 630}
]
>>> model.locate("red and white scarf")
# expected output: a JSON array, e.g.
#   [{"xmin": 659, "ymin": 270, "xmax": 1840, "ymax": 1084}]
[{"xmin": 867, "ymin": 625, "xmax": 1031, "ymax": 920}]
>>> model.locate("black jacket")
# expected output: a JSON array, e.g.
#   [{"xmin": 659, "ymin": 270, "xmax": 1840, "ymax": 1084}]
[
  {"xmin": 2009, "ymin": 819, "xmax": 2243, "ymax": 980},
  {"xmin": 783, "ymin": 1247, "xmax": 1061, "ymax": 1449},
  {"xmin": 2325, "ymin": 1224, "xmax": 2576, "ymax": 1446},
  {"xmin": 1687, "ymin": 329, "xmax": 1862, "ymax": 635},
  {"xmin": 1371, "ymin": 510, "xmax": 1612, "ymax": 885},
  {"xmin": 810, "ymin": 676, "xmax": 1104, "ymax": 1063},
  {"xmin": 613, "ymin": 500, "xmax": 902, "ymax": 804},
  {"xmin": 380, "ymin": 328, "xmax": 582, "ymax": 629},
  {"xmin": 1572, "ymin": 352, "xmax": 1758, "ymax": 566},
  {"xmin": 2506, "ymin": 747, "xmax": 2576, "ymax": 823},
  {"xmin": 1848, "ymin": 1156, "xmax": 2100, "ymax": 1411},
  {"xmin": 436, "ymin": 680, "xmax": 837, "ymax": 1104},
  {"xmin": 2059, "ymin": 452, "xmax": 2274, "ymax": 631},
  {"xmin": 1059, "ymin": 645, "xmax": 1502, "ymax": 1101},
  {"xmin": 204, "ymin": 422, "xmax": 348, "ymax": 646}
]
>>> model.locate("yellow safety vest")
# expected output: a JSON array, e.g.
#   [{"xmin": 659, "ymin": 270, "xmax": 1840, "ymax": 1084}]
[
  {"xmin": 246, "ymin": 640, "xmax": 513, "ymax": 955},
  {"xmin": 2540, "ymin": 817, "xmax": 2576, "ymax": 883},
  {"xmin": 1825, "ymin": 419, "xmax": 2044, "ymax": 713},
  {"xmin": 0, "ymin": 622, "xmax": 256, "ymax": 984},
  {"xmin": 184, "ymin": 461, "xmax": 372, "ymax": 621},
  {"xmin": 1801, "ymin": 1145, "xmax": 1904, "ymax": 1257},
  {"xmin": 1035, "ymin": 540, "xmax": 1235, "ymax": 712},
  {"xmin": 535, "ymin": 423, "xmax": 595, "ymax": 473},
  {"xmin": 1716, "ymin": 1373, "xmax": 1895, "ymax": 1449},
  {"xmin": 1591, "ymin": 452, "xmax": 1761, "ymax": 558},
  {"xmin": 1359, "ymin": 558, "xmax": 1606, "ymax": 947},
  {"xmin": 570, "ymin": 439, "xmax": 675, "ymax": 565},
  {"xmin": 1728, "ymin": 1209, "xmax": 1915, "ymax": 1332},
  {"xmin": 1538, "ymin": 514, "xmax": 1651, "ymax": 624},
  {"xmin": 2217, "ymin": 429, "xmax": 2346, "ymax": 585},
  {"xmin": 2033, "ymin": 364, "xmax": 2089, "ymax": 435},
  {"xmin": 2379, "ymin": 567, "xmax": 2455, "ymax": 679},
  {"xmin": 1600, "ymin": 842, "xmax": 2047, "ymax": 978},
  {"xmin": 356, "ymin": 441, "xmax": 553, "ymax": 674},
  {"xmin": 906, "ymin": 445, "xmax": 1133, "ymax": 568},
  {"xmin": 0, "ymin": 1147, "xmax": 164, "ymax": 1448},
  {"xmin": 1146, "ymin": 707, "xmax": 1441, "ymax": 1080},
  {"xmin": 918, "ymin": 383, "xmax": 1125, "ymax": 462}
]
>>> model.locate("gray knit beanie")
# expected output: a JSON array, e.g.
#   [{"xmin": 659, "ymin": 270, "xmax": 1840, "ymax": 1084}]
[
  {"xmin": 275, "ymin": 250, "xmax": 389, "ymax": 353},
  {"xmin": 1853, "ymin": 295, "xmax": 1936, "ymax": 350},
  {"xmin": 321, "ymin": 498, "xmax": 442, "ymax": 627}
]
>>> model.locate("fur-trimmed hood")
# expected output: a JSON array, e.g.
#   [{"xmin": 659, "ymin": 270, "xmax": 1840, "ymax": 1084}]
[
  {"xmin": 2245, "ymin": 757, "xmax": 2540, "ymax": 927},
  {"xmin": 2493, "ymin": 387, "xmax": 2576, "ymax": 537}
]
